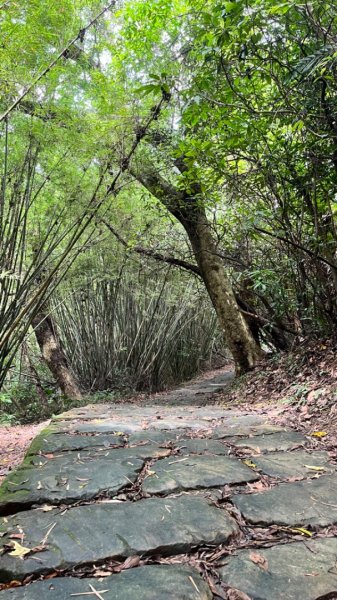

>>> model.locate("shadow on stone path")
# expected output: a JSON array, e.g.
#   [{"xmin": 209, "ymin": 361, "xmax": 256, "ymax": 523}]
[{"xmin": 1, "ymin": 370, "xmax": 337, "ymax": 599}]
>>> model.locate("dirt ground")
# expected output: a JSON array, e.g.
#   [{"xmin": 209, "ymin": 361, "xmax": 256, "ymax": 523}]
[
  {"xmin": 218, "ymin": 337, "xmax": 337, "ymax": 448},
  {"xmin": 0, "ymin": 421, "xmax": 48, "ymax": 484}
]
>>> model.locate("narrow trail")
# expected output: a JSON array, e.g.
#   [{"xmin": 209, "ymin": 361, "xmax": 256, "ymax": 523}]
[{"xmin": 0, "ymin": 368, "xmax": 336, "ymax": 599}]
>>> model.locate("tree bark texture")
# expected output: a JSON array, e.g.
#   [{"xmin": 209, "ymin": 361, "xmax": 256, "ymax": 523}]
[
  {"xmin": 180, "ymin": 207, "xmax": 264, "ymax": 374},
  {"xmin": 131, "ymin": 166, "xmax": 263, "ymax": 375},
  {"xmin": 32, "ymin": 310, "xmax": 82, "ymax": 400}
]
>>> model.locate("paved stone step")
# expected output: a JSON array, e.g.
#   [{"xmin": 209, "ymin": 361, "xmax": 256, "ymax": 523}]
[
  {"xmin": 233, "ymin": 474, "xmax": 337, "ymax": 528},
  {"xmin": 0, "ymin": 565, "xmax": 212, "ymax": 599},
  {"xmin": 53, "ymin": 405, "xmax": 265, "ymax": 433},
  {"xmin": 27, "ymin": 431, "xmax": 126, "ymax": 455},
  {"xmin": 0, "ymin": 496, "xmax": 238, "ymax": 582},
  {"xmin": 143, "ymin": 455, "xmax": 258, "ymax": 495},
  {"xmin": 218, "ymin": 538, "xmax": 337, "ymax": 600},
  {"xmin": 229, "ymin": 430, "xmax": 307, "ymax": 453},
  {"xmin": 0, "ymin": 445, "xmax": 171, "ymax": 514},
  {"xmin": 253, "ymin": 449, "xmax": 333, "ymax": 478},
  {"xmin": 174, "ymin": 438, "xmax": 229, "ymax": 455}
]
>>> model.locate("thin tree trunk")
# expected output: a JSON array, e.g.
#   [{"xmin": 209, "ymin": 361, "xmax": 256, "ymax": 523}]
[
  {"xmin": 22, "ymin": 341, "xmax": 49, "ymax": 407},
  {"xmin": 181, "ymin": 208, "xmax": 263, "ymax": 374},
  {"xmin": 32, "ymin": 308, "xmax": 82, "ymax": 400},
  {"xmin": 130, "ymin": 166, "xmax": 263, "ymax": 374}
]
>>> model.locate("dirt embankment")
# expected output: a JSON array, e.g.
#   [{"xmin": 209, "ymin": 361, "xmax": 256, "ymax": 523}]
[
  {"xmin": 219, "ymin": 337, "xmax": 337, "ymax": 442},
  {"xmin": 0, "ymin": 422, "xmax": 47, "ymax": 484}
]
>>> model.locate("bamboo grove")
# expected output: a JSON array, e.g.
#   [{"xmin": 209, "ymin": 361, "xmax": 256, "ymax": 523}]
[{"xmin": 1, "ymin": 1, "xmax": 337, "ymax": 410}]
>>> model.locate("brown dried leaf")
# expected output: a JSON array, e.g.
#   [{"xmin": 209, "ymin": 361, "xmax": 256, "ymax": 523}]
[
  {"xmin": 247, "ymin": 480, "xmax": 268, "ymax": 492},
  {"xmin": 112, "ymin": 555, "xmax": 140, "ymax": 573},
  {"xmin": 227, "ymin": 589, "xmax": 252, "ymax": 600},
  {"xmin": 28, "ymin": 544, "xmax": 48, "ymax": 554},
  {"xmin": 249, "ymin": 551, "xmax": 268, "ymax": 571}
]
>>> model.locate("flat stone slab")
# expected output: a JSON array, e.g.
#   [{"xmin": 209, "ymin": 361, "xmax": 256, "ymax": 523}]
[
  {"xmin": 175, "ymin": 438, "xmax": 229, "ymax": 455},
  {"xmin": 233, "ymin": 474, "xmax": 337, "ymax": 528},
  {"xmin": 0, "ymin": 446, "xmax": 170, "ymax": 513},
  {"xmin": 211, "ymin": 424, "xmax": 285, "ymax": 439},
  {"xmin": 54, "ymin": 406, "xmax": 265, "ymax": 434},
  {"xmin": 230, "ymin": 431, "xmax": 306, "ymax": 452},
  {"xmin": 27, "ymin": 431, "xmax": 125, "ymax": 455},
  {"xmin": 254, "ymin": 450, "xmax": 333, "ymax": 478},
  {"xmin": 0, "ymin": 565, "xmax": 212, "ymax": 599},
  {"xmin": 0, "ymin": 453, "xmax": 141, "ymax": 513},
  {"xmin": 218, "ymin": 538, "xmax": 337, "ymax": 600},
  {"xmin": 57, "ymin": 422, "xmax": 129, "ymax": 434},
  {"xmin": 128, "ymin": 430, "xmax": 187, "ymax": 445},
  {"xmin": 143, "ymin": 455, "xmax": 258, "ymax": 495},
  {"xmin": 0, "ymin": 496, "xmax": 238, "ymax": 581}
]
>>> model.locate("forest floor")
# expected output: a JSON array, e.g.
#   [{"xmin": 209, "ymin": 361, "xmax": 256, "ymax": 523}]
[{"xmin": 219, "ymin": 337, "xmax": 337, "ymax": 442}]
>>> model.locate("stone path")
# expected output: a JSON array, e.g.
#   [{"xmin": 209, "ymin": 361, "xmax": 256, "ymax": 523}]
[{"xmin": 1, "ymin": 372, "xmax": 337, "ymax": 599}]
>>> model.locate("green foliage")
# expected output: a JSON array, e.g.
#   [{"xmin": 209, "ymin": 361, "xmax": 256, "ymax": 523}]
[
  {"xmin": 2, "ymin": 0, "xmax": 337, "ymax": 403},
  {"xmin": 54, "ymin": 261, "xmax": 221, "ymax": 393},
  {"xmin": 0, "ymin": 383, "xmax": 55, "ymax": 424}
]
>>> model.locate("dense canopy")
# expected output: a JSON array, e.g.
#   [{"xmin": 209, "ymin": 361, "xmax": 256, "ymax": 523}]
[{"xmin": 1, "ymin": 0, "xmax": 337, "ymax": 417}]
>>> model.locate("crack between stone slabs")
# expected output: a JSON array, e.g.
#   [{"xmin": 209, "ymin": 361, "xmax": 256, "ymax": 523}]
[
  {"xmin": 118, "ymin": 452, "xmax": 177, "ymax": 502},
  {"xmin": 137, "ymin": 465, "xmax": 282, "ymax": 502},
  {"xmin": 0, "ymin": 478, "xmax": 137, "ymax": 518},
  {"xmin": 33, "ymin": 442, "xmax": 129, "ymax": 458},
  {"xmin": 41, "ymin": 453, "xmax": 178, "ymax": 512},
  {"xmin": 3, "ymin": 450, "xmax": 327, "ymax": 520},
  {"xmin": 0, "ymin": 458, "xmax": 155, "ymax": 518},
  {"xmin": 50, "ymin": 431, "xmax": 128, "ymax": 439},
  {"xmin": 3, "ymin": 446, "xmax": 235, "ymax": 520},
  {"xmin": 31, "ymin": 430, "xmax": 210, "ymax": 457},
  {"xmin": 0, "ymin": 529, "xmax": 242, "ymax": 593},
  {"xmin": 222, "ymin": 438, "xmax": 309, "ymax": 457},
  {"xmin": 3, "ymin": 493, "xmax": 337, "ymax": 595},
  {"xmin": 1, "ymin": 445, "xmax": 183, "ymax": 518},
  {"xmin": 219, "ymin": 489, "xmax": 337, "ymax": 541},
  {"xmin": 6, "ymin": 521, "xmax": 334, "ymax": 599}
]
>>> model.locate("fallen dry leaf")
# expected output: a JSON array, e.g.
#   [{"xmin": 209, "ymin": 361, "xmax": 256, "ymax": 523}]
[
  {"xmin": 249, "ymin": 551, "xmax": 268, "ymax": 571},
  {"xmin": 304, "ymin": 465, "xmax": 325, "ymax": 471},
  {"xmin": 112, "ymin": 555, "xmax": 140, "ymax": 573},
  {"xmin": 242, "ymin": 459, "xmax": 257, "ymax": 468},
  {"xmin": 227, "ymin": 589, "xmax": 252, "ymax": 600},
  {"xmin": 8, "ymin": 542, "xmax": 31, "ymax": 558},
  {"xmin": 290, "ymin": 527, "xmax": 313, "ymax": 537},
  {"xmin": 247, "ymin": 480, "xmax": 267, "ymax": 492}
]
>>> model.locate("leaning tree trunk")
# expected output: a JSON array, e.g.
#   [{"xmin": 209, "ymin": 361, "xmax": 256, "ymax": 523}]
[
  {"xmin": 180, "ymin": 207, "xmax": 264, "ymax": 375},
  {"xmin": 32, "ymin": 309, "xmax": 82, "ymax": 400},
  {"xmin": 131, "ymin": 166, "xmax": 264, "ymax": 375}
]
